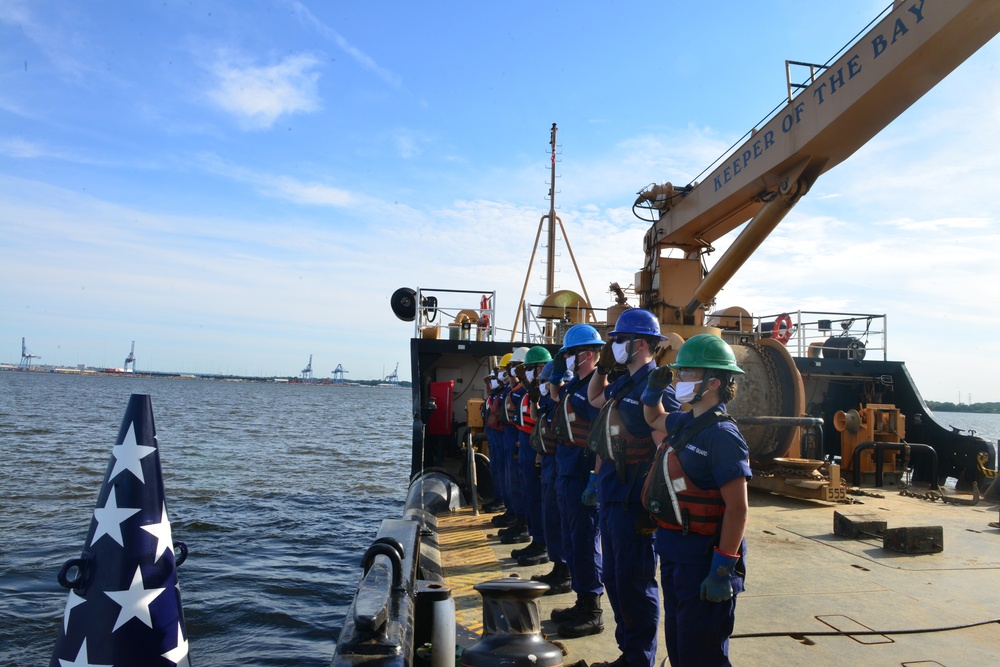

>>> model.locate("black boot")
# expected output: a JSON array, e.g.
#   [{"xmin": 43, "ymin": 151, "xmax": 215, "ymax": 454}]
[
  {"xmin": 483, "ymin": 498, "xmax": 505, "ymax": 513},
  {"xmin": 532, "ymin": 562, "xmax": 572, "ymax": 595},
  {"xmin": 589, "ymin": 655, "xmax": 626, "ymax": 667},
  {"xmin": 514, "ymin": 541, "xmax": 549, "ymax": 566},
  {"xmin": 498, "ymin": 518, "xmax": 530, "ymax": 544},
  {"xmin": 511, "ymin": 540, "xmax": 543, "ymax": 559},
  {"xmin": 556, "ymin": 593, "xmax": 604, "ymax": 638},
  {"xmin": 492, "ymin": 510, "xmax": 517, "ymax": 527},
  {"xmin": 550, "ymin": 594, "xmax": 584, "ymax": 622}
]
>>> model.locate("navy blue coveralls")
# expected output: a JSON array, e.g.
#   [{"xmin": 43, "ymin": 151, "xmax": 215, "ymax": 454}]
[
  {"xmin": 503, "ymin": 382, "xmax": 526, "ymax": 521},
  {"xmin": 555, "ymin": 371, "xmax": 603, "ymax": 596},
  {"xmin": 656, "ymin": 408, "xmax": 751, "ymax": 667},
  {"xmin": 517, "ymin": 390, "xmax": 545, "ymax": 543},
  {"xmin": 485, "ymin": 384, "xmax": 507, "ymax": 507},
  {"xmin": 537, "ymin": 393, "xmax": 564, "ymax": 565},
  {"xmin": 598, "ymin": 362, "xmax": 679, "ymax": 667}
]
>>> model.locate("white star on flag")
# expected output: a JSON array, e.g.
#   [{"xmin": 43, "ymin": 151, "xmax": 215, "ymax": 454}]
[
  {"xmin": 62, "ymin": 590, "xmax": 85, "ymax": 633},
  {"xmin": 161, "ymin": 621, "xmax": 190, "ymax": 665},
  {"xmin": 104, "ymin": 566, "xmax": 167, "ymax": 632},
  {"xmin": 109, "ymin": 422, "xmax": 156, "ymax": 484},
  {"xmin": 91, "ymin": 486, "xmax": 141, "ymax": 548},
  {"xmin": 58, "ymin": 638, "xmax": 112, "ymax": 667},
  {"xmin": 141, "ymin": 502, "xmax": 174, "ymax": 563}
]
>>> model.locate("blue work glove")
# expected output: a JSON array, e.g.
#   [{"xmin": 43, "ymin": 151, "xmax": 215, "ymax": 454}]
[
  {"xmin": 640, "ymin": 366, "xmax": 673, "ymax": 407},
  {"xmin": 700, "ymin": 547, "xmax": 739, "ymax": 602},
  {"xmin": 581, "ymin": 472, "xmax": 598, "ymax": 506},
  {"xmin": 551, "ymin": 353, "xmax": 567, "ymax": 380}
]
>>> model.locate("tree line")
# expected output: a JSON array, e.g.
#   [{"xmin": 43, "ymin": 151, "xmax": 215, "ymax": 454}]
[{"xmin": 926, "ymin": 401, "xmax": 1000, "ymax": 414}]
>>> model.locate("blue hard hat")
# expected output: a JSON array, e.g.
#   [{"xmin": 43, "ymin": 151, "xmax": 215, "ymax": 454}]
[
  {"xmin": 538, "ymin": 361, "xmax": 555, "ymax": 382},
  {"xmin": 609, "ymin": 308, "xmax": 664, "ymax": 340},
  {"xmin": 558, "ymin": 324, "xmax": 605, "ymax": 354}
]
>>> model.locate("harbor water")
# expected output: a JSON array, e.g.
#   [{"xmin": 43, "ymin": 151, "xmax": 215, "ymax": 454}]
[{"xmin": 0, "ymin": 371, "xmax": 411, "ymax": 666}]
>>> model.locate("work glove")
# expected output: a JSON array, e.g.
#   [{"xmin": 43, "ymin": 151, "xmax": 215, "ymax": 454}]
[
  {"xmin": 528, "ymin": 378, "xmax": 541, "ymax": 403},
  {"xmin": 700, "ymin": 548, "xmax": 739, "ymax": 602},
  {"xmin": 513, "ymin": 364, "xmax": 527, "ymax": 385},
  {"xmin": 640, "ymin": 366, "xmax": 674, "ymax": 407},
  {"xmin": 581, "ymin": 471, "xmax": 599, "ymax": 506},
  {"xmin": 551, "ymin": 353, "xmax": 568, "ymax": 380},
  {"xmin": 596, "ymin": 343, "xmax": 616, "ymax": 376}
]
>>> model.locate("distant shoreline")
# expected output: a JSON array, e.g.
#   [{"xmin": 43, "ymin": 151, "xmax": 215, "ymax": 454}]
[{"xmin": 0, "ymin": 365, "xmax": 410, "ymax": 387}]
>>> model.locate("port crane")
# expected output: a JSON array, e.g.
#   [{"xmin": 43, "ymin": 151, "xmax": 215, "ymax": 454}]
[
  {"xmin": 19, "ymin": 337, "xmax": 40, "ymax": 369},
  {"xmin": 124, "ymin": 341, "xmax": 136, "ymax": 373},
  {"xmin": 301, "ymin": 355, "xmax": 313, "ymax": 381},
  {"xmin": 384, "ymin": 363, "xmax": 400, "ymax": 384},
  {"xmin": 332, "ymin": 364, "xmax": 348, "ymax": 384}
]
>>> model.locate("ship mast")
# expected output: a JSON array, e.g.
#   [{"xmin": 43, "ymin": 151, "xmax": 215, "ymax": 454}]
[
  {"xmin": 545, "ymin": 124, "xmax": 558, "ymax": 297},
  {"xmin": 510, "ymin": 123, "xmax": 595, "ymax": 342}
]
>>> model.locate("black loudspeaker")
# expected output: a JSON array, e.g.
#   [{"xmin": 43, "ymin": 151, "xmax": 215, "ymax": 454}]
[{"xmin": 391, "ymin": 287, "xmax": 417, "ymax": 322}]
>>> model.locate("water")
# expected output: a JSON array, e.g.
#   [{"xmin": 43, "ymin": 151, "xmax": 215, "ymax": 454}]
[
  {"xmin": 0, "ymin": 371, "xmax": 411, "ymax": 666},
  {"xmin": 930, "ymin": 410, "xmax": 1000, "ymax": 446}
]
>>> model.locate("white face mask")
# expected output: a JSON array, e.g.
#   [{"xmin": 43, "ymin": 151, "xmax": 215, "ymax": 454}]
[
  {"xmin": 490, "ymin": 379, "xmax": 499, "ymax": 390},
  {"xmin": 539, "ymin": 383, "xmax": 549, "ymax": 397},
  {"xmin": 675, "ymin": 380, "xmax": 702, "ymax": 403},
  {"xmin": 498, "ymin": 371, "xmax": 508, "ymax": 382},
  {"xmin": 566, "ymin": 355, "xmax": 576, "ymax": 372},
  {"xmin": 525, "ymin": 369, "xmax": 535, "ymax": 382},
  {"xmin": 612, "ymin": 341, "xmax": 630, "ymax": 365}
]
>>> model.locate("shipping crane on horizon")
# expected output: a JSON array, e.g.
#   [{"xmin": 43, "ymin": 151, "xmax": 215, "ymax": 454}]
[
  {"xmin": 332, "ymin": 364, "xmax": 348, "ymax": 384},
  {"xmin": 19, "ymin": 337, "xmax": 39, "ymax": 369},
  {"xmin": 384, "ymin": 363, "xmax": 400, "ymax": 384},
  {"xmin": 301, "ymin": 355, "xmax": 313, "ymax": 381},
  {"xmin": 124, "ymin": 341, "xmax": 136, "ymax": 373}
]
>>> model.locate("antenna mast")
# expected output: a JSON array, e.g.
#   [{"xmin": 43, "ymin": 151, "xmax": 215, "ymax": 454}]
[{"xmin": 510, "ymin": 124, "xmax": 596, "ymax": 341}]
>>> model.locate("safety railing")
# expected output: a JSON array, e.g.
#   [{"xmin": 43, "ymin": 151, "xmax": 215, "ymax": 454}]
[
  {"xmin": 520, "ymin": 301, "xmax": 609, "ymax": 346},
  {"xmin": 752, "ymin": 310, "xmax": 887, "ymax": 361},
  {"xmin": 414, "ymin": 288, "xmax": 496, "ymax": 342}
]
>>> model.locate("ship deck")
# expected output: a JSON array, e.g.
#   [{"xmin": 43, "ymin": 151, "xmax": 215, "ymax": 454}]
[{"xmin": 437, "ymin": 488, "xmax": 1000, "ymax": 666}]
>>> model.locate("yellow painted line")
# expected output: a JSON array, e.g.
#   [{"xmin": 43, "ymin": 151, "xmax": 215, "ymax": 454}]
[{"xmin": 437, "ymin": 509, "xmax": 503, "ymax": 637}]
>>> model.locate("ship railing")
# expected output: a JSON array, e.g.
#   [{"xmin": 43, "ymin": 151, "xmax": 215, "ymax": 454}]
[
  {"xmin": 414, "ymin": 288, "xmax": 497, "ymax": 342},
  {"xmin": 521, "ymin": 301, "xmax": 609, "ymax": 346},
  {"xmin": 748, "ymin": 310, "xmax": 888, "ymax": 361}
]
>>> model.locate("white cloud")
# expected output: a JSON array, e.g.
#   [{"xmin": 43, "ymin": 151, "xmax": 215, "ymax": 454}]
[
  {"xmin": 194, "ymin": 153, "xmax": 361, "ymax": 208},
  {"xmin": 206, "ymin": 53, "xmax": 322, "ymax": 129}
]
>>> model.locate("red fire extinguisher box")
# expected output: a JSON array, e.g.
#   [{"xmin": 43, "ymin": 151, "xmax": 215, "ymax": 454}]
[{"xmin": 427, "ymin": 380, "xmax": 454, "ymax": 436}]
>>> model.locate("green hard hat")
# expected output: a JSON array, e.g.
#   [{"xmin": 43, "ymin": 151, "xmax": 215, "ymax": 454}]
[
  {"xmin": 670, "ymin": 334, "xmax": 745, "ymax": 374},
  {"xmin": 524, "ymin": 345, "xmax": 553, "ymax": 365}
]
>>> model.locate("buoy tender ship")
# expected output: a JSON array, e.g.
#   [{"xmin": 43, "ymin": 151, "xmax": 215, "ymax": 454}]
[{"xmin": 334, "ymin": 3, "xmax": 1000, "ymax": 666}]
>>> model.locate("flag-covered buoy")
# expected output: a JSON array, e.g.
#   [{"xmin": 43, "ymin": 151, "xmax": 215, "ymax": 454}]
[{"xmin": 50, "ymin": 393, "xmax": 191, "ymax": 667}]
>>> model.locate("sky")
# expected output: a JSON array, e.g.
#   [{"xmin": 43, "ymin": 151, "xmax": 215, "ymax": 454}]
[{"xmin": 2, "ymin": 1, "xmax": 999, "ymax": 401}]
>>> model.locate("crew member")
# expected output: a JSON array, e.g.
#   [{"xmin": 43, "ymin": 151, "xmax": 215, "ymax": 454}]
[
  {"xmin": 528, "ymin": 359, "xmax": 572, "ymax": 592},
  {"xmin": 550, "ymin": 324, "xmax": 606, "ymax": 637},
  {"xmin": 482, "ymin": 368, "xmax": 506, "ymax": 514},
  {"xmin": 587, "ymin": 309, "xmax": 679, "ymax": 667},
  {"xmin": 510, "ymin": 345, "xmax": 553, "ymax": 565},
  {"xmin": 642, "ymin": 334, "xmax": 750, "ymax": 667},
  {"xmin": 498, "ymin": 347, "xmax": 532, "ymax": 544},
  {"xmin": 490, "ymin": 354, "xmax": 516, "ymax": 528}
]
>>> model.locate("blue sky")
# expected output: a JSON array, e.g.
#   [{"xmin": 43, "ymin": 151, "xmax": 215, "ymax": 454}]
[{"xmin": 2, "ymin": 1, "xmax": 999, "ymax": 401}]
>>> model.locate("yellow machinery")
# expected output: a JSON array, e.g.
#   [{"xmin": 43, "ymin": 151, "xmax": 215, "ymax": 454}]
[{"xmin": 834, "ymin": 405, "xmax": 906, "ymax": 481}]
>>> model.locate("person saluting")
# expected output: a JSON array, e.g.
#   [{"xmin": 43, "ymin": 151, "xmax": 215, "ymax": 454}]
[{"xmin": 641, "ymin": 333, "xmax": 751, "ymax": 667}]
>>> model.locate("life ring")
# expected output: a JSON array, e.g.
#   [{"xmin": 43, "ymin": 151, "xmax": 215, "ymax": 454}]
[
  {"xmin": 479, "ymin": 295, "xmax": 491, "ymax": 328},
  {"xmin": 772, "ymin": 313, "xmax": 793, "ymax": 345}
]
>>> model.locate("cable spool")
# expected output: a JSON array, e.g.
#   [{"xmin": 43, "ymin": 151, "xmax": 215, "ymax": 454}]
[{"xmin": 728, "ymin": 338, "xmax": 806, "ymax": 460}]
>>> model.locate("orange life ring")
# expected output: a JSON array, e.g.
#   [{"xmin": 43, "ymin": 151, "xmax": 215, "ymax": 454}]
[
  {"xmin": 772, "ymin": 313, "xmax": 793, "ymax": 345},
  {"xmin": 479, "ymin": 295, "xmax": 491, "ymax": 328}
]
